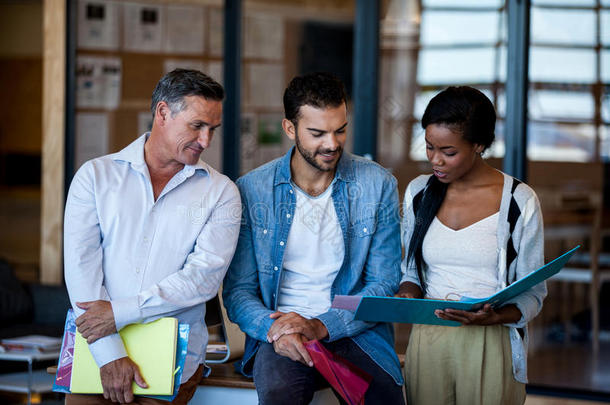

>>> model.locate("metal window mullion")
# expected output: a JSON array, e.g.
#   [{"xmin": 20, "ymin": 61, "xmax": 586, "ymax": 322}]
[
  {"xmin": 352, "ymin": 0, "xmax": 380, "ymax": 160},
  {"xmin": 503, "ymin": 0, "xmax": 530, "ymax": 181},
  {"xmin": 222, "ymin": 0, "xmax": 242, "ymax": 180},
  {"xmin": 594, "ymin": 0, "xmax": 602, "ymax": 162}
]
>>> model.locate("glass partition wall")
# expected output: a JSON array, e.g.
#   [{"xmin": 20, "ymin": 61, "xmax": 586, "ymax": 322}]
[{"xmin": 382, "ymin": 0, "xmax": 610, "ymax": 397}]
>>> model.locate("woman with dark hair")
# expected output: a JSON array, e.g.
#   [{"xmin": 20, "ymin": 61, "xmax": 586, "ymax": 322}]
[{"xmin": 396, "ymin": 86, "xmax": 546, "ymax": 405}]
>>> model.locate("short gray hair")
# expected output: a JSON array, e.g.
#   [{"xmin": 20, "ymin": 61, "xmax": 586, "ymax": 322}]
[{"xmin": 150, "ymin": 69, "xmax": 224, "ymax": 118}]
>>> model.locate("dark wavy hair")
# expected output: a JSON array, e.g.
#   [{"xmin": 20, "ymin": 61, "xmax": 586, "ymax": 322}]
[
  {"xmin": 406, "ymin": 86, "xmax": 497, "ymax": 292},
  {"xmin": 283, "ymin": 72, "xmax": 347, "ymax": 125}
]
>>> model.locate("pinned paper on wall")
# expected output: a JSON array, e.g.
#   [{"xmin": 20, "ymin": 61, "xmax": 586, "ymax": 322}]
[
  {"xmin": 123, "ymin": 3, "xmax": 163, "ymax": 53},
  {"xmin": 163, "ymin": 59, "xmax": 206, "ymax": 74},
  {"xmin": 256, "ymin": 114, "xmax": 284, "ymax": 168},
  {"xmin": 247, "ymin": 64, "xmax": 284, "ymax": 108},
  {"xmin": 76, "ymin": 56, "xmax": 121, "ymax": 109},
  {"xmin": 258, "ymin": 114, "xmax": 283, "ymax": 145},
  {"xmin": 164, "ymin": 5, "xmax": 205, "ymax": 54},
  {"xmin": 101, "ymin": 57, "xmax": 122, "ymax": 109},
  {"xmin": 77, "ymin": 0, "xmax": 120, "ymax": 50},
  {"xmin": 244, "ymin": 14, "xmax": 284, "ymax": 60},
  {"xmin": 240, "ymin": 113, "xmax": 258, "ymax": 174},
  {"xmin": 207, "ymin": 61, "xmax": 223, "ymax": 85},
  {"xmin": 76, "ymin": 56, "xmax": 103, "ymax": 109},
  {"xmin": 75, "ymin": 113, "xmax": 109, "ymax": 169},
  {"xmin": 208, "ymin": 7, "xmax": 224, "ymax": 57},
  {"xmin": 138, "ymin": 111, "xmax": 153, "ymax": 136}
]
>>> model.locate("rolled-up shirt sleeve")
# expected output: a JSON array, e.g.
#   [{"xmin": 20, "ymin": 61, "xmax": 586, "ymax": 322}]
[{"xmin": 503, "ymin": 194, "xmax": 546, "ymax": 329}]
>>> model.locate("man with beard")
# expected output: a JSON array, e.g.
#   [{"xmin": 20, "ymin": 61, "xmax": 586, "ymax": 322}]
[{"xmin": 223, "ymin": 72, "xmax": 405, "ymax": 404}]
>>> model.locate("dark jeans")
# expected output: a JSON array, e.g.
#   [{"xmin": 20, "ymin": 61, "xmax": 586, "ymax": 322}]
[{"xmin": 253, "ymin": 338, "xmax": 405, "ymax": 405}]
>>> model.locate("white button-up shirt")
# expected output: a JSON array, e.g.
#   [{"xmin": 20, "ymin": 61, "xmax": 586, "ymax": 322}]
[{"xmin": 64, "ymin": 133, "xmax": 241, "ymax": 382}]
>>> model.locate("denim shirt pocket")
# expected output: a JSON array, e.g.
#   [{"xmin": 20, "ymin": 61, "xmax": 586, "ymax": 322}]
[
  {"xmin": 253, "ymin": 225, "xmax": 275, "ymax": 274},
  {"xmin": 349, "ymin": 217, "xmax": 377, "ymax": 238}
]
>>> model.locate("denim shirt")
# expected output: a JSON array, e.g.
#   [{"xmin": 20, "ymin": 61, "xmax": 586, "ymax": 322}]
[{"xmin": 223, "ymin": 147, "xmax": 404, "ymax": 384}]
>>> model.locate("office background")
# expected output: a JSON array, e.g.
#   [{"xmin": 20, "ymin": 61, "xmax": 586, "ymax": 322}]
[{"xmin": 0, "ymin": 0, "xmax": 609, "ymax": 403}]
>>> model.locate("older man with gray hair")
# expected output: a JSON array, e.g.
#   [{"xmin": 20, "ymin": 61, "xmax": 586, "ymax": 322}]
[{"xmin": 64, "ymin": 69, "xmax": 241, "ymax": 404}]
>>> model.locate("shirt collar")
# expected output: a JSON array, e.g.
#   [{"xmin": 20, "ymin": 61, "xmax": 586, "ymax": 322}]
[
  {"xmin": 112, "ymin": 132, "xmax": 210, "ymax": 176},
  {"xmin": 274, "ymin": 146, "xmax": 355, "ymax": 186}
]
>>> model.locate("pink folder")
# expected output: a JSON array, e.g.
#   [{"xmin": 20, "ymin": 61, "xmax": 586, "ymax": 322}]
[{"xmin": 304, "ymin": 340, "xmax": 372, "ymax": 405}]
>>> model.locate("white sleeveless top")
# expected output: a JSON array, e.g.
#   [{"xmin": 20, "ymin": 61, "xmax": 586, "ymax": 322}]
[{"xmin": 422, "ymin": 212, "xmax": 500, "ymax": 300}]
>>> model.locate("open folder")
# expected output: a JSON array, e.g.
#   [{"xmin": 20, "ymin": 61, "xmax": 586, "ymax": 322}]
[
  {"xmin": 332, "ymin": 246, "xmax": 579, "ymax": 326},
  {"xmin": 71, "ymin": 317, "xmax": 178, "ymax": 395}
]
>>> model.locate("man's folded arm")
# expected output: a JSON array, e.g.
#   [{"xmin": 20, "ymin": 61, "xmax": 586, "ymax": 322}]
[{"xmin": 111, "ymin": 183, "xmax": 242, "ymax": 330}]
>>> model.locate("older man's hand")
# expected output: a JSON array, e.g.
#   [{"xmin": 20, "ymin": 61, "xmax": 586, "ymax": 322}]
[
  {"xmin": 75, "ymin": 300, "xmax": 117, "ymax": 343},
  {"xmin": 100, "ymin": 357, "xmax": 148, "ymax": 403}
]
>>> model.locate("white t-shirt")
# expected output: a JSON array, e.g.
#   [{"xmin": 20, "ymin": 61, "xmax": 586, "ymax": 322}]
[
  {"xmin": 277, "ymin": 182, "xmax": 345, "ymax": 319},
  {"xmin": 423, "ymin": 212, "xmax": 500, "ymax": 300}
]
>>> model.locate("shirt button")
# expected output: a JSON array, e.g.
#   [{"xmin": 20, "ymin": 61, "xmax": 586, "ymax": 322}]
[
  {"xmin": 363, "ymin": 227, "xmax": 368, "ymax": 233},
  {"xmin": 289, "ymin": 189, "xmax": 293, "ymax": 194},
  {"xmin": 279, "ymin": 241, "xmax": 285, "ymax": 246},
  {"xmin": 263, "ymin": 229, "xmax": 268, "ymax": 234},
  {"xmin": 286, "ymin": 214, "xmax": 291, "ymax": 219},
  {"xmin": 135, "ymin": 267, "xmax": 140, "ymax": 273},
  {"xmin": 274, "ymin": 266, "xmax": 279, "ymax": 271},
  {"xmin": 143, "ymin": 237, "xmax": 149, "ymax": 243}
]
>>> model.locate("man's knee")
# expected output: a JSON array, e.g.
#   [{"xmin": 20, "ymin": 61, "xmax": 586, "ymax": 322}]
[
  {"xmin": 256, "ymin": 380, "xmax": 314, "ymax": 405},
  {"xmin": 253, "ymin": 344, "xmax": 317, "ymax": 405}
]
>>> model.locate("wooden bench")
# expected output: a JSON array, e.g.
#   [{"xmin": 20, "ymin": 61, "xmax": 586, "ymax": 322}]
[
  {"xmin": 193, "ymin": 355, "xmax": 406, "ymax": 404},
  {"xmin": 193, "ymin": 361, "xmax": 340, "ymax": 404}
]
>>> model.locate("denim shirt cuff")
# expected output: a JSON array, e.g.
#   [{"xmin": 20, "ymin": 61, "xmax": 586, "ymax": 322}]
[
  {"xmin": 259, "ymin": 314, "xmax": 275, "ymax": 341},
  {"xmin": 316, "ymin": 311, "xmax": 347, "ymax": 342}
]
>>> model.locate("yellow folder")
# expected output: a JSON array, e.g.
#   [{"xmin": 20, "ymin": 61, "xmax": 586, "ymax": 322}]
[{"xmin": 70, "ymin": 317, "xmax": 178, "ymax": 395}]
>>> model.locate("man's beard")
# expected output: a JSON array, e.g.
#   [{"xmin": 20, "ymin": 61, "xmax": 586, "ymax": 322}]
[{"xmin": 295, "ymin": 133, "xmax": 342, "ymax": 172}]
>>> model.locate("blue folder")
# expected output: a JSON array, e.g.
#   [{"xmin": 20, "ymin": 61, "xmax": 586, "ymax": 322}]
[{"xmin": 332, "ymin": 246, "xmax": 580, "ymax": 326}]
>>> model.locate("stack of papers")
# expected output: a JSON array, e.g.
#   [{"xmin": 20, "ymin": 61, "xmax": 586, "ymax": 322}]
[
  {"xmin": 0, "ymin": 335, "xmax": 62, "ymax": 352},
  {"xmin": 70, "ymin": 317, "xmax": 179, "ymax": 396}
]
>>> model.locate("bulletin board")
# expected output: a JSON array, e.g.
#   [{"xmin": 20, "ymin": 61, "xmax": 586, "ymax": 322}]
[
  {"xmin": 72, "ymin": 0, "xmax": 293, "ymax": 177},
  {"xmin": 73, "ymin": 0, "xmax": 225, "ymax": 172}
]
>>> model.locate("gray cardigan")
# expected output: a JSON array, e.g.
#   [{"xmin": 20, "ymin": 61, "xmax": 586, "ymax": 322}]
[{"xmin": 400, "ymin": 172, "xmax": 546, "ymax": 383}]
